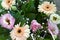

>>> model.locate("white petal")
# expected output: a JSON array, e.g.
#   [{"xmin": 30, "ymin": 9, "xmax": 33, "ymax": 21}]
[
  {"xmin": 23, "ymin": 33, "xmax": 30, "ymax": 38},
  {"xmin": 24, "ymin": 25, "xmax": 29, "ymax": 29},
  {"xmin": 24, "ymin": 29, "xmax": 30, "ymax": 33}
]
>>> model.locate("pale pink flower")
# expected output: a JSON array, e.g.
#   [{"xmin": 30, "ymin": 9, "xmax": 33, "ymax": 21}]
[
  {"xmin": 30, "ymin": 20, "xmax": 42, "ymax": 32},
  {"xmin": 48, "ymin": 20, "xmax": 59, "ymax": 40},
  {"xmin": 10, "ymin": 23, "xmax": 30, "ymax": 40},
  {"xmin": 0, "ymin": 13, "xmax": 15, "ymax": 30}
]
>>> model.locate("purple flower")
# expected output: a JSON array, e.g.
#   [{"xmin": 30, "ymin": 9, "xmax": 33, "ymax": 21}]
[
  {"xmin": 0, "ymin": 13, "xmax": 15, "ymax": 30},
  {"xmin": 30, "ymin": 20, "xmax": 42, "ymax": 32},
  {"xmin": 48, "ymin": 20, "xmax": 59, "ymax": 40}
]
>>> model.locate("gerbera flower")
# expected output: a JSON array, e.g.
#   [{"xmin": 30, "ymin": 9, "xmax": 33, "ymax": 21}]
[
  {"xmin": 50, "ymin": 13, "xmax": 60, "ymax": 24},
  {"xmin": 10, "ymin": 23, "xmax": 30, "ymax": 40},
  {"xmin": 38, "ymin": 1, "xmax": 57, "ymax": 15},
  {"xmin": 0, "ymin": 13, "xmax": 15, "ymax": 29},
  {"xmin": 30, "ymin": 20, "xmax": 42, "ymax": 32},
  {"xmin": 1, "ymin": 0, "xmax": 15, "ymax": 10},
  {"xmin": 48, "ymin": 20, "xmax": 59, "ymax": 40}
]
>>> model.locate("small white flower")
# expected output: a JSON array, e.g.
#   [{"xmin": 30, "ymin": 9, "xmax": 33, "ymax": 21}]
[
  {"xmin": 10, "ymin": 23, "xmax": 30, "ymax": 40},
  {"xmin": 38, "ymin": 1, "xmax": 57, "ymax": 15},
  {"xmin": 50, "ymin": 13, "xmax": 60, "ymax": 24},
  {"xmin": 1, "ymin": 0, "xmax": 15, "ymax": 10}
]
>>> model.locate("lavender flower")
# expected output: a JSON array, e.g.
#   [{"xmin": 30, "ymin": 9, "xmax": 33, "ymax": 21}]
[
  {"xmin": 0, "ymin": 13, "xmax": 15, "ymax": 30},
  {"xmin": 48, "ymin": 20, "xmax": 59, "ymax": 40},
  {"xmin": 30, "ymin": 20, "xmax": 42, "ymax": 32}
]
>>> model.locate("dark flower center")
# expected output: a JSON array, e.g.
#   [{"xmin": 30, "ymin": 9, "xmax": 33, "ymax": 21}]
[
  {"xmin": 8, "ymin": 0, "xmax": 10, "ymax": 3},
  {"xmin": 46, "ymin": 6, "xmax": 49, "ymax": 9},
  {"xmin": 53, "ymin": 16, "xmax": 57, "ymax": 21},
  {"xmin": 18, "ymin": 29, "xmax": 21, "ymax": 33},
  {"xmin": 6, "ymin": 19, "xmax": 10, "ymax": 25}
]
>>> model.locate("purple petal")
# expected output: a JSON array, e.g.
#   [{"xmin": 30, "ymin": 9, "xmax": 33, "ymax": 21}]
[
  {"xmin": 0, "ymin": 13, "xmax": 15, "ymax": 30},
  {"xmin": 30, "ymin": 20, "xmax": 42, "ymax": 32},
  {"xmin": 48, "ymin": 20, "xmax": 59, "ymax": 35}
]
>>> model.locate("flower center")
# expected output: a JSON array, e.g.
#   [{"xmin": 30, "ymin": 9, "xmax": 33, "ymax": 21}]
[
  {"xmin": 43, "ymin": 5, "xmax": 52, "ymax": 11},
  {"xmin": 6, "ymin": 0, "xmax": 12, "ymax": 6},
  {"xmin": 51, "ymin": 29, "xmax": 55, "ymax": 32},
  {"xmin": 6, "ymin": 0, "xmax": 11, "ymax": 4},
  {"xmin": 53, "ymin": 16, "xmax": 57, "ymax": 21},
  {"xmin": 51, "ymin": 28, "xmax": 56, "ymax": 34},
  {"xmin": 46, "ymin": 6, "xmax": 49, "ymax": 9},
  {"xmin": 45, "ymin": 6, "xmax": 50, "ymax": 10},
  {"xmin": 18, "ymin": 29, "xmax": 21, "ymax": 33},
  {"xmin": 6, "ymin": 19, "xmax": 10, "ymax": 25},
  {"xmin": 8, "ymin": 0, "xmax": 10, "ymax": 3}
]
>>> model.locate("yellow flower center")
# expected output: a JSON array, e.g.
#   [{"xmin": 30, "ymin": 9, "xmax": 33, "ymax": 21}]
[{"xmin": 53, "ymin": 16, "xmax": 57, "ymax": 21}]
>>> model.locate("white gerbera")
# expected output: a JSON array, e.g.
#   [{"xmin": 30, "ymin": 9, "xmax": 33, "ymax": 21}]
[
  {"xmin": 50, "ymin": 13, "xmax": 60, "ymax": 24},
  {"xmin": 1, "ymin": 0, "xmax": 15, "ymax": 10},
  {"xmin": 38, "ymin": 1, "xmax": 57, "ymax": 15},
  {"xmin": 10, "ymin": 23, "xmax": 30, "ymax": 40}
]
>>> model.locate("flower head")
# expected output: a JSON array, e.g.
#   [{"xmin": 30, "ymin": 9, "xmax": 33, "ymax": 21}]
[
  {"xmin": 0, "ymin": 13, "xmax": 15, "ymax": 29},
  {"xmin": 38, "ymin": 1, "xmax": 57, "ymax": 15},
  {"xmin": 50, "ymin": 13, "xmax": 60, "ymax": 24},
  {"xmin": 30, "ymin": 20, "xmax": 42, "ymax": 32},
  {"xmin": 10, "ymin": 23, "xmax": 30, "ymax": 40},
  {"xmin": 1, "ymin": 0, "xmax": 15, "ymax": 10},
  {"xmin": 48, "ymin": 20, "xmax": 59, "ymax": 40}
]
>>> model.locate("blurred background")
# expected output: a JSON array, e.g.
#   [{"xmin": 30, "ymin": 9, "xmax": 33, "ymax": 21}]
[{"xmin": 54, "ymin": 0, "xmax": 60, "ymax": 11}]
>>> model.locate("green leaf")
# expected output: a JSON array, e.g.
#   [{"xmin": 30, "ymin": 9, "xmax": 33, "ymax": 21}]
[{"xmin": 25, "ymin": 13, "xmax": 36, "ymax": 25}]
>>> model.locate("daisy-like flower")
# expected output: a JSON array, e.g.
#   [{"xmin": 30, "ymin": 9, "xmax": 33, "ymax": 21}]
[
  {"xmin": 1, "ymin": 0, "xmax": 15, "ymax": 10},
  {"xmin": 0, "ymin": 13, "xmax": 15, "ymax": 29},
  {"xmin": 48, "ymin": 20, "xmax": 59, "ymax": 40},
  {"xmin": 50, "ymin": 13, "xmax": 60, "ymax": 24},
  {"xmin": 30, "ymin": 20, "xmax": 42, "ymax": 32},
  {"xmin": 38, "ymin": 1, "xmax": 57, "ymax": 15},
  {"xmin": 10, "ymin": 23, "xmax": 30, "ymax": 40}
]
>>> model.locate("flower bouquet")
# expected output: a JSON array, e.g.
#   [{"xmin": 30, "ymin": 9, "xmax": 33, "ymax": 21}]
[{"xmin": 0, "ymin": 0, "xmax": 60, "ymax": 40}]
